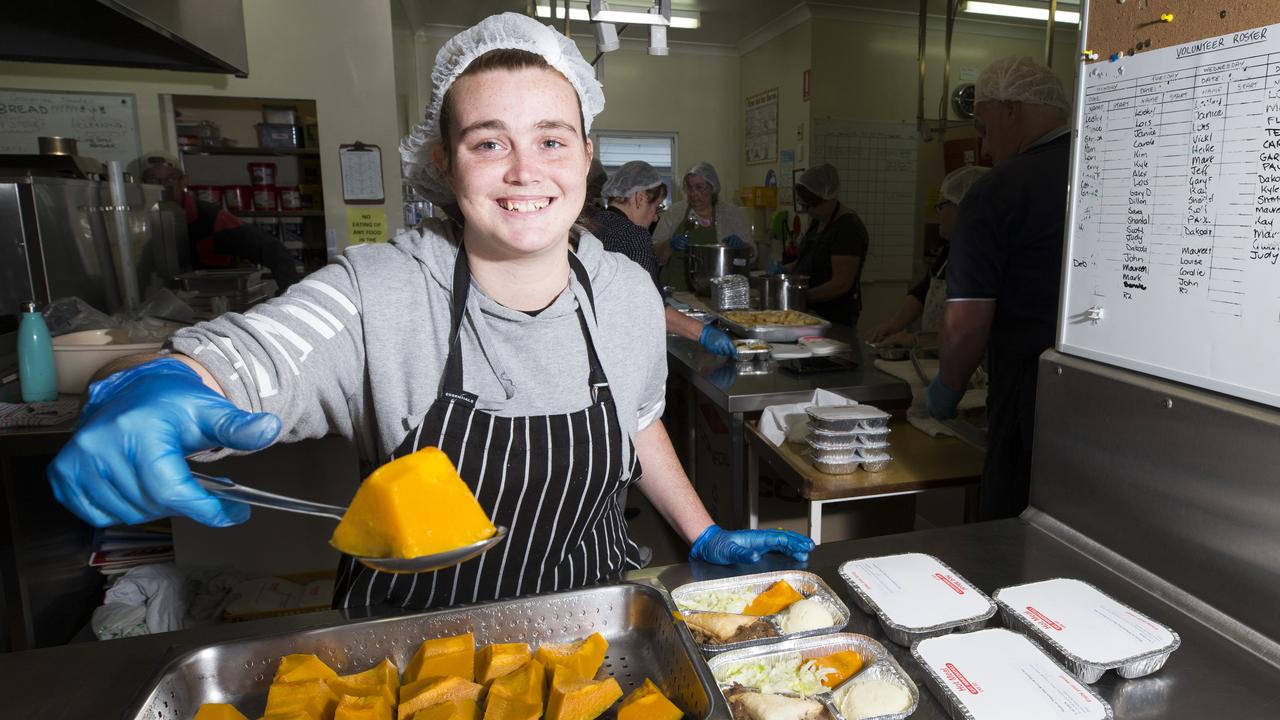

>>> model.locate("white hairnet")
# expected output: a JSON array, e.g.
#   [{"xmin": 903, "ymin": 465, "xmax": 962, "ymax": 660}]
[
  {"xmin": 400, "ymin": 13, "xmax": 606, "ymax": 205},
  {"xmin": 684, "ymin": 162, "xmax": 721, "ymax": 194},
  {"xmin": 938, "ymin": 165, "xmax": 990, "ymax": 206},
  {"xmin": 602, "ymin": 160, "xmax": 664, "ymax": 199},
  {"xmin": 975, "ymin": 56, "xmax": 1071, "ymax": 114},
  {"xmin": 796, "ymin": 163, "xmax": 840, "ymax": 200}
]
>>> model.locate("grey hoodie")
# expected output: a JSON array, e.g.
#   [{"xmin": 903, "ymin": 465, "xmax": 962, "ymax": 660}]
[{"xmin": 171, "ymin": 219, "xmax": 667, "ymax": 466}]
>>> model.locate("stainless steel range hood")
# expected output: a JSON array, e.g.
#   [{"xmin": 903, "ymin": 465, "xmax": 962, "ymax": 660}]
[{"xmin": 0, "ymin": 0, "xmax": 248, "ymax": 77}]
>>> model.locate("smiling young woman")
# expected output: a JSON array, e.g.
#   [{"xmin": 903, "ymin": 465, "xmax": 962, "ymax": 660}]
[{"xmin": 46, "ymin": 13, "xmax": 814, "ymax": 612}]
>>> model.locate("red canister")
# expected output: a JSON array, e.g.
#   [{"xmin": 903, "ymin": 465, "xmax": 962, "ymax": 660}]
[
  {"xmin": 252, "ymin": 185, "xmax": 278, "ymax": 212},
  {"xmin": 278, "ymin": 185, "xmax": 302, "ymax": 210},
  {"xmin": 247, "ymin": 162, "xmax": 277, "ymax": 186},
  {"xmin": 190, "ymin": 185, "xmax": 222, "ymax": 206},
  {"xmin": 222, "ymin": 185, "xmax": 252, "ymax": 211}
]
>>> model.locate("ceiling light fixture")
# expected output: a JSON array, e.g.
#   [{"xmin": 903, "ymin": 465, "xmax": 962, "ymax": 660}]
[
  {"xmin": 963, "ymin": 1, "xmax": 1080, "ymax": 24},
  {"xmin": 533, "ymin": 3, "xmax": 700, "ymax": 29}
]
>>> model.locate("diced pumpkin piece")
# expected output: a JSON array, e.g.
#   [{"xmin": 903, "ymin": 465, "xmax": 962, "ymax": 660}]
[
  {"xmin": 617, "ymin": 679, "xmax": 682, "ymax": 720},
  {"xmin": 742, "ymin": 580, "xmax": 804, "ymax": 616},
  {"xmin": 264, "ymin": 679, "xmax": 340, "ymax": 720},
  {"xmin": 405, "ymin": 634, "xmax": 476, "ymax": 683},
  {"xmin": 545, "ymin": 671, "xmax": 622, "ymax": 720},
  {"xmin": 398, "ymin": 677, "xmax": 484, "ymax": 720},
  {"xmin": 411, "ymin": 699, "xmax": 481, "ymax": 720},
  {"xmin": 331, "ymin": 447, "xmax": 496, "ymax": 559},
  {"xmin": 328, "ymin": 658, "xmax": 400, "ymax": 707},
  {"xmin": 260, "ymin": 713, "xmax": 315, "ymax": 720},
  {"xmin": 194, "ymin": 704, "xmax": 249, "ymax": 720},
  {"xmin": 275, "ymin": 654, "xmax": 340, "ymax": 684},
  {"xmin": 487, "ymin": 659, "xmax": 545, "ymax": 707},
  {"xmin": 475, "ymin": 643, "xmax": 532, "ymax": 685},
  {"xmin": 809, "ymin": 650, "xmax": 863, "ymax": 688},
  {"xmin": 532, "ymin": 634, "xmax": 607, "ymax": 681},
  {"xmin": 335, "ymin": 695, "xmax": 393, "ymax": 720},
  {"xmin": 480, "ymin": 695, "xmax": 542, "ymax": 720}
]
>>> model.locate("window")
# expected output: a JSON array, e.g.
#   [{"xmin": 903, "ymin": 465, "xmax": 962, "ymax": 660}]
[{"xmin": 592, "ymin": 132, "xmax": 677, "ymax": 203}]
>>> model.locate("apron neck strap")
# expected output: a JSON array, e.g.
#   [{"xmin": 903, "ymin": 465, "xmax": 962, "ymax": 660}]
[{"xmin": 442, "ymin": 244, "xmax": 610, "ymax": 400}]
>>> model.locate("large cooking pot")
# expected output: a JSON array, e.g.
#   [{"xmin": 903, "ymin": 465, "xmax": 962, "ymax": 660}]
[
  {"xmin": 686, "ymin": 243, "xmax": 752, "ymax": 295},
  {"xmin": 749, "ymin": 272, "xmax": 810, "ymax": 311}
]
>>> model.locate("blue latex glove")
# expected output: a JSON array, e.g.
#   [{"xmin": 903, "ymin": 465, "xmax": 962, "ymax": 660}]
[
  {"xmin": 669, "ymin": 233, "xmax": 690, "ymax": 252},
  {"xmin": 699, "ymin": 325, "xmax": 737, "ymax": 358},
  {"xmin": 927, "ymin": 375, "xmax": 965, "ymax": 420},
  {"xmin": 767, "ymin": 261, "xmax": 787, "ymax": 275},
  {"xmin": 690, "ymin": 524, "xmax": 815, "ymax": 564},
  {"xmin": 725, "ymin": 235, "xmax": 747, "ymax": 250},
  {"xmin": 47, "ymin": 357, "xmax": 282, "ymax": 528}
]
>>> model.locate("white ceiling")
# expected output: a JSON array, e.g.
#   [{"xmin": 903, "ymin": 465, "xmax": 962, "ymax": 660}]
[{"xmin": 396, "ymin": 0, "xmax": 1076, "ymax": 49}]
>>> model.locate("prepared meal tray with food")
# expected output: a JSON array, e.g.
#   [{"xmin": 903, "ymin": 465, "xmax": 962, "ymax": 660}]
[
  {"xmin": 671, "ymin": 571, "xmax": 851, "ymax": 654},
  {"xmin": 718, "ymin": 310, "xmax": 832, "ymax": 342},
  {"xmin": 912, "ymin": 628, "xmax": 1114, "ymax": 720},
  {"xmin": 993, "ymin": 578, "xmax": 1180, "ymax": 683},
  {"xmin": 723, "ymin": 310, "xmax": 828, "ymax": 327},
  {"xmin": 734, "ymin": 339, "xmax": 772, "ymax": 362},
  {"xmin": 708, "ymin": 633, "xmax": 918, "ymax": 720},
  {"xmin": 807, "ymin": 447, "xmax": 893, "ymax": 474},
  {"xmin": 806, "ymin": 405, "xmax": 892, "ymax": 432},
  {"xmin": 838, "ymin": 553, "xmax": 996, "ymax": 646}
]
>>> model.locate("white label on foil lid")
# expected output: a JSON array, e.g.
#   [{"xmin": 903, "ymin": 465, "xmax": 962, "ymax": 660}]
[
  {"xmin": 998, "ymin": 578, "xmax": 1176, "ymax": 664},
  {"xmin": 916, "ymin": 629, "xmax": 1108, "ymax": 720},
  {"xmin": 844, "ymin": 553, "xmax": 990, "ymax": 628}
]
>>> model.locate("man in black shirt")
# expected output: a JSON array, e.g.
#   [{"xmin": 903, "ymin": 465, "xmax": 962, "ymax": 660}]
[{"xmin": 927, "ymin": 56, "xmax": 1072, "ymax": 520}]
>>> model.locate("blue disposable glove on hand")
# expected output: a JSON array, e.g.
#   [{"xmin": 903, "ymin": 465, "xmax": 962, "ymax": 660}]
[
  {"xmin": 725, "ymin": 235, "xmax": 747, "ymax": 250},
  {"xmin": 690, "ymin": 524, "xmax": 815, "ymax": 564},
  {"xmin": 927, "ymin": 375, "xmax": 965, "ymax": 420},
  {"xmin": 699, "ymin": 325, "xmax": 737, "ymax": 358},
  {"xmin": 669, "ymin": 234, "xmax": 690, "ymax": 252},
  {"xmin": 47, "ymin": 357, "xmax": 282, "ymax": 528}
]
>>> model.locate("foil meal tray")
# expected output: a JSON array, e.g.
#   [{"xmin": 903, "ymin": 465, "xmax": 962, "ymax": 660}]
[
  {"xmin": 837, "ymin": 554, "xmax": 996, "ymax": 647},
  {"xmin": 124, "ymin": 582, "xmax": 725, "ymax": 720},
  {"xmin": 670, "ymin": 570, "xmax": 851, "ymax": 655},
  {"xmin": 707, "ymin": 633, "xmax": 919, "ymax": 720},
  {"xmin": 994, "ymin": 578, "xmax": 1181, "ymax": 684},
  {"xmin": 715, "ymin": 311, "xmax": 832, "ymax": 343}
]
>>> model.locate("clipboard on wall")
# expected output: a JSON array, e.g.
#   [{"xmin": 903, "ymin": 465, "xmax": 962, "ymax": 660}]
[{"xmin": 338, "ymin": 142, "xmax": 385, "ymax": 204}]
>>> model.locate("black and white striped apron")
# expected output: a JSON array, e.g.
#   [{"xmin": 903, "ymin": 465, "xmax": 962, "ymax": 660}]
[{"xmin": 332, "ymin": 247, "xmax": 644, "ymax": 610}]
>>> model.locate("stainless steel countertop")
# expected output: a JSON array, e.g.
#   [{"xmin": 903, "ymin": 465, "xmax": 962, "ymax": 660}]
[
  {"xmin": 665, "ymin": 323, "xmax": 912, "ymax": 413},
  {"xmin": 3, "ymin": 519, "xmax": 1277, "ymax": 718}
]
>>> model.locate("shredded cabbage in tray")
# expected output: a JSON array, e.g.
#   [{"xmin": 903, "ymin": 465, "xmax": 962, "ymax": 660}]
[
  {"xmin": 678, "ymin": 588, "xmax": 759, "ymax": 614},
  {"xmin": 714, "ymin": 653, "xmax": 836, "ymax": 697}
]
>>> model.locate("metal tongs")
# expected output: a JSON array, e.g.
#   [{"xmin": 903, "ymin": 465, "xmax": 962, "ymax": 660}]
[{"xmin": 192, "ymin": 471, "xmax": 508, "ymax": 574}]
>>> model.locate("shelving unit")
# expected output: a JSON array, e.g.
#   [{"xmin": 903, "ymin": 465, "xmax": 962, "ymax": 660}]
[{"xmin": 171, "ymin": 95, "xmax": 329, "ymax": 275}]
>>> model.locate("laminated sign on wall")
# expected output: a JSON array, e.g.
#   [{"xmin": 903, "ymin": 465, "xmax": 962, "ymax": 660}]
[{"xmin": 745, "ymin": 88, "xmax": 778, "ymax": 165}]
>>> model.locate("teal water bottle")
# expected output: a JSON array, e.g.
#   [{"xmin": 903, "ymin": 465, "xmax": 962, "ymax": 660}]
[{"xmin": 18, "ymin": 302, "xmax": 58, "ymax": 402}]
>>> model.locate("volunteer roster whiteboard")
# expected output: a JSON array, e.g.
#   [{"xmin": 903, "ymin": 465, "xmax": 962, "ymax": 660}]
[{"xmin": 1061, "ymin": 21, "xmax": 1280, "ymax": 408}]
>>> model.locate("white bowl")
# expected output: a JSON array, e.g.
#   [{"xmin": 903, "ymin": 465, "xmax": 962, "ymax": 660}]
[{"xmin": 52, "ymin": 329, "xmax": 166, "ymax": 395}]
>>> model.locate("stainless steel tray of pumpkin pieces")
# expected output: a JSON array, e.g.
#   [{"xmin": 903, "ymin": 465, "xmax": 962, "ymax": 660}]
[
  {"xmin": 707, "ymin": 632, "xmax": 919, "ymax": 720},
  {"xmin": 123, "ymin": 582, "xmax": 728, "ymax": 719},
  {"xmin": 670, "ymin": 570, "xmax": 851, "ymax": 655}
]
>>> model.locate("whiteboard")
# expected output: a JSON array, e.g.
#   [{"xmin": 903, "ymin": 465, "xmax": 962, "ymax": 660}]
[
  {"xmin": 0, "ymin": 88, "xmax": 141, "ymax": 166},
  {"xmin": 1061, "ymin": 21, "xmax": 1280, "ymax": 407},
  {"xmin": 811, "ymin": 120, "xmax": 919, "ymax": 282}
]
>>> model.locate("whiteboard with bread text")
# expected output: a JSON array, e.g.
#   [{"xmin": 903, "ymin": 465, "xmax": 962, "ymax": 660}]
[{"xmin": 1061, "ymin": 21, "xmax": 1280, "ymax": 407}]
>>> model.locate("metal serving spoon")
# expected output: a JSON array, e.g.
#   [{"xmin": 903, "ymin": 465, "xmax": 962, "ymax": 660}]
[{"xmin": 192, "ymin": 471, "xmax": 508, "ymax": 574}]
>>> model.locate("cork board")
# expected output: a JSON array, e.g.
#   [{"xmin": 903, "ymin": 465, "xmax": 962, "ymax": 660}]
[{"xmin": 1084, "ymin": 1, "xmax": 1277, "ymax": 61}]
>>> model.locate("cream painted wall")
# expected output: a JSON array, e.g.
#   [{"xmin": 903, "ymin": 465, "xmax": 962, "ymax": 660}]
[
  {"xmin": 738, "ymin": 22, "xmax": 813, "ymax": 191},
  {"xmin": 0, "ymin": 0, "xmax": 403, "ymax": 248}
]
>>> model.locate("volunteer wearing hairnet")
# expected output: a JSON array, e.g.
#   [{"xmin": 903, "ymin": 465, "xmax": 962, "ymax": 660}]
[
  {"xmin": 48, "ymin": 13, "xmax": 812, "ymax": 610},
  {"xmin": 592, "ymin": 161, "xmax": 736, "ymax": 357},
  {"xmin": 869, "ymin": 165, "xmax": 990, "ymax": 346},
  {"xmin": 927, "ymin": 56, "xmax": 1072, "ymax": 520},
  {"xmin": 652, "ymin": 161, "xmax": 755, "ymax": 290},
  {"xmin": 777, "ymin": 164, "xmax": 869, "ymax": 327}
]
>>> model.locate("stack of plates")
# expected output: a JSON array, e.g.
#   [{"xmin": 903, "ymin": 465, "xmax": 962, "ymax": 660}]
[
  {"xmin": 709, "ymin": 274, "xmax": 750, "ymax": 311},
  {"xmin": 805, "ymin": 405, "xmax": 893, "ymax": 474}
]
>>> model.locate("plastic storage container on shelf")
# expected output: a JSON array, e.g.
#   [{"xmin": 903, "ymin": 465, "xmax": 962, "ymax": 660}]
[{"xmin": 256, "ymin": 123, "xmax": 304, "ymax": 149}]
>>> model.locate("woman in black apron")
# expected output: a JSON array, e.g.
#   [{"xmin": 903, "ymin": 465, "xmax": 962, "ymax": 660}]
[
  {"xmin": 47, "ymin": 13, "xmax": 814, "ymax": 612},
  {"xmin": 786, "ymin": 164, "xmax": 870, "ymax": 328}
]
